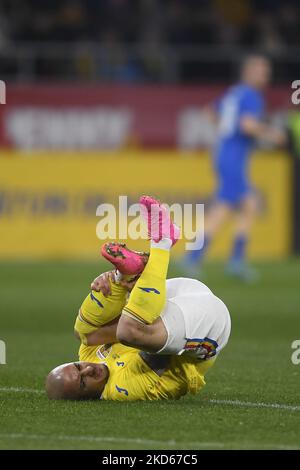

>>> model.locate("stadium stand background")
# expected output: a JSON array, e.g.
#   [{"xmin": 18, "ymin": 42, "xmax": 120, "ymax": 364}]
[
  {"xmin": 0, "ymin": 0, "xmax": 300, "ymax": 83},
  {"xmin": 0, "ymin": 0, "xmax": 299, "ymax": 259}
]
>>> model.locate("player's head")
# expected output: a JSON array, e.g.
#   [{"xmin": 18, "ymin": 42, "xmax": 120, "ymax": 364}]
[
  {"xmin": 240, "ymin": 54, "xmax": 272, "ymax": 89},
  {"xmin": 45, "ymin": 361, "xmax": 109, "ymax": 400}
]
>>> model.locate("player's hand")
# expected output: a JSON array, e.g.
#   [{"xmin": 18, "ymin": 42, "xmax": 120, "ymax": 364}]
[
  {"xmin": 270, "ymin": 128, "xmax": 287, "ymax": 146},
  {"xmin": 119, "ymin": 276, "xmax": 139, "ymax": 292},
  {"xmin": 90, "ymin": 271, "xmax": 115, "ymax": 296}
]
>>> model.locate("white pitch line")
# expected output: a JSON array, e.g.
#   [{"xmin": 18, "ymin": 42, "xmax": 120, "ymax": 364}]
[
  {"xmin": 0, "ymin": 386, "xmax": 44, "ymax": 394},
  {"xmin": 208, "ymin": 398, "xmax": 300, "ymax": 412},
  {"xmin": 0, "ymin": 433, "xmax": 224, "ymax": 449},
  {"xmin": 0, "ymin": 433, "xmax": 299, "ymax": 450},
  {"xmin": 1, "ymin": 387, "xmax": 300, "ymax": 412}
]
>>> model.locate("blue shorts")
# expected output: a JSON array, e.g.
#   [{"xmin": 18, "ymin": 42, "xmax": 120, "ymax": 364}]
[{"xmin": 215, "ymin": 173, "xmax": 253, "ymax": 207}]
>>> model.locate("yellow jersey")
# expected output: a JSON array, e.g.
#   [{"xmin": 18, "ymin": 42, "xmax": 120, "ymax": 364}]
[{"xmin": 79, "ymin": 342, "xmax": 214, "ymax": 401}]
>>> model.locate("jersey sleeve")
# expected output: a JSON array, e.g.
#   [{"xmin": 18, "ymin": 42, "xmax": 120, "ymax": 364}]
[
  {"xmin": 74, "ymin": 284, "xmax": 127, "ymax": 343},
  {"xmin": 240, "ymin": 90, "xmax": 264, "ymax": 120}
]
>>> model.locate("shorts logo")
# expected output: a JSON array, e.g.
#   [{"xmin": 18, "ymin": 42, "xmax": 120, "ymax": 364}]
[
  {"xmin": 138, "ymin": 287, "xmax": 160, "ymax": 294},
  {"xmin": 184, "ymin": 337, "xmax": 218, "ymax": 359},
  {"xmin": 115, "ymin": 385, "xmax": 129, "ymax": 396}
]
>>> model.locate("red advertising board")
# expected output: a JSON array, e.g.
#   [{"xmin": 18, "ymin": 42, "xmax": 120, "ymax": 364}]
[{"xmin": 0, "ymin": 85, "xmax": 292, "ymax": 149}]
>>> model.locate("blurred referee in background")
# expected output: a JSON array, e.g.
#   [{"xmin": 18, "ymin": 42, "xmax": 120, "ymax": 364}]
[{"xmin": 184, "ymin": 55, "xmax": 287, "ymax": 281}]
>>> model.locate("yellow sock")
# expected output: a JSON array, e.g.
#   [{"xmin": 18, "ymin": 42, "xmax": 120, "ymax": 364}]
[
  {"xmin": 123, "ymin": 245, "xmax": 170, "ymax": 324},
  {"xmin": 74, "ymin": 281, "xmax": 127, "ymax": 343}
]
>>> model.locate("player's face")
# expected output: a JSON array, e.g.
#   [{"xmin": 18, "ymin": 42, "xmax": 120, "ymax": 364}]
[
  {"xmin": 242, "ymin": 57, "xmax": 272, "ymax": 89},
  {"xmin": 71, "ymin": 362, "xmax": 109, "ymax": 399},
  {"xmin": 46, "ymin": 361, "xmax": 109, "ymax": 400}
]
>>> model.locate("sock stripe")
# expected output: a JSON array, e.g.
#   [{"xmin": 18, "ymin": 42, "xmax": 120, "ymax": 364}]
[
  {"xmin": 77, "ymin": 309, "xmax": 99, "ymax": 328},
  {"xmin": 122, "ymin": 307, "xmax": 148, "ymax": 324}
]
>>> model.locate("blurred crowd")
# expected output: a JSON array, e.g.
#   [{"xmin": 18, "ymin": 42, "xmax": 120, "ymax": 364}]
[{"xmin": 0, "ymin": 0, "xmax": 299, "ymax": 82}]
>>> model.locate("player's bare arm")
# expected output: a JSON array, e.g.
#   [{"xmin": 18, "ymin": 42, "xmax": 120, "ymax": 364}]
[
  {"xmin": 116, "ymin": 314, "xmax": 167, "ymax": 353},
  {"xmin": 240, "ymin": 115, "xmax": 287, "ymax": 145}
]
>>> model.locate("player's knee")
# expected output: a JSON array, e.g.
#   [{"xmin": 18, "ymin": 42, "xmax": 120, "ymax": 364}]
[
  {"xmin": 74, "ymin": 329, "xmax": 80, "ymax": 341},
  {"xmin": 243, "ymin": 195, "xmax": 258, "ymax": 215},
  {"xmin": 116, "ymin": 316, "xmax": 142, "ymax": 347}
]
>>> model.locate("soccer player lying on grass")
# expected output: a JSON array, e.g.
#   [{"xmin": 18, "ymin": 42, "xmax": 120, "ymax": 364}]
[{"xmin": 46, "ymin": 196, "xmax": 231, "ymax": 401}]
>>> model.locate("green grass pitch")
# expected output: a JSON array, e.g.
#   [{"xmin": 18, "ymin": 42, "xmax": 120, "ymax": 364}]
[{"xmin": 0, "ymin": 259, "xmax": 300, "ymax": 450}]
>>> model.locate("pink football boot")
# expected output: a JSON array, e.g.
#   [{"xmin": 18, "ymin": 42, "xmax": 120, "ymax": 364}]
[
  {"xmin": 101, "ymin": 242, "xmax": 149, "ymax": 275},
  {"xmin": 139, "ymin": 195, "xmax": 180, "ymax": 245}
]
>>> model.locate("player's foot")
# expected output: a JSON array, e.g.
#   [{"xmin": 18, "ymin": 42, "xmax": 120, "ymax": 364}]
[
  {"xmin": 101, "ymin": 242, "xmax": 149, "ymax": 275},
  {"xmin": 225, "ymin": 260, "xmax": 259, "ymax": 283},
  {"xmin": 139, "ymin": 195, "xmax": 180, "ymax": 246}
]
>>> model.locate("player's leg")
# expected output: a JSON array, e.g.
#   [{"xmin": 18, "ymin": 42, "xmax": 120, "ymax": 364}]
[
  {"xmin": 226, "ymin": 192, "xmax": 258, "ymax": 281},
  {"xmin": 179, "ymin": 292, "xmax": 231, "ymax": 358},
  {"xmin": 74, "ymin": 280, "xmax": 128, "ymax": 344},
  {"xmin": 117, "ymin": 240, "xmax": 172, "ymax": 351},
  {"xmin": 201, "ymin": 200, "xmax": 232, "ymax": 240},
  {"xmin": 182, "ymin": 167, "xmax": 234, "ymax": 275},
  {"xmin": 239, "ymin": 192, "xmax": 258, "ymax": 227},
  {"xmin": 123, "ymin": 239, "xmax": 171, "ymax": 324},
  {"xmin": 122, "ymin": 195, "xmax": 179, "ymax": 325},
  {"xmin": 117, "ymin": 195, "xmax": 180, "ymax": 350},
  {"xmin": 74, "ymin": 245, "xmax": 148, "ymax": 344},
  {"xmin": 184, "ymin": 201, "xmax": 232, "ymax": 272},
  {"xmin": 98, "ymin": 241, "xmax": 171, "ymax": 352},
  {"xmin": 154, "ymin": 289, "xmax": 231, "ymax": 397}
]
